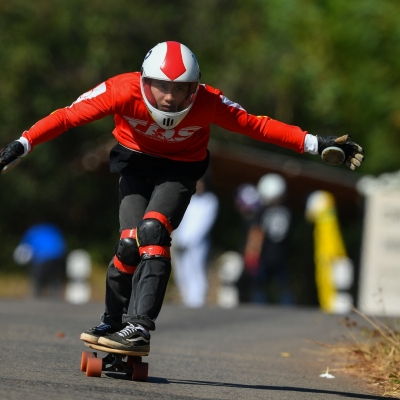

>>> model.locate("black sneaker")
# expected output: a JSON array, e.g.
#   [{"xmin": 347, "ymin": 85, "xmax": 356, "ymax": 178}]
[
  {"xmin": 98, "ymin": 323, "xmax": 150, "ymax": 352},
  {"xmin": 80, "ymin": 323, "xmax": 119, "ymax": 344}
]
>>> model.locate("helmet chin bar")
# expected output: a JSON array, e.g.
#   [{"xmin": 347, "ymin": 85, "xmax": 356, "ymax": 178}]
[{"xmin": 145, "ymin": 101, "xmax": 194, "ymax": 129}]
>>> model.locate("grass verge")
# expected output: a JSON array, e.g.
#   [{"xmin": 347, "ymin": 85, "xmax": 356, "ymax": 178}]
[
  {"xmin": 323, "ymin": 308, "xmax": 400, "ymax": 398},
  {"xmin": 0, "ymin": 261, "xmax": 220, "ymax": 303},
  {"xmin": 0, "ymin": 264, "xmax": 107, "ymax": 300}
]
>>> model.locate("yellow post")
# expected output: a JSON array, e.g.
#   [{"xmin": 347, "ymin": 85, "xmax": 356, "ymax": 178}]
[{"xmin": 306, "ymin": 191, "xmax": 348, "ymax": 313}]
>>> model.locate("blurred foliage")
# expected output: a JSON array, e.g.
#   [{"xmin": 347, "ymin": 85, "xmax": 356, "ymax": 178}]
[{"xmin": 0, "ymin": 0, "xmax": 399, "ymax": 301}]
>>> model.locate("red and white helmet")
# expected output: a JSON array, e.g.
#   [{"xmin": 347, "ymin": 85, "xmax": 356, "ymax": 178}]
[{"xmin": 140, "ymin": 41, "xmax": 201, "ymax": 129}]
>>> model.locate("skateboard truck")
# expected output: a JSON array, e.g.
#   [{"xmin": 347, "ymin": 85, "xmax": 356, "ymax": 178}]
[{"xmin": 102, "ymin": 352, "xmax": 143, "ymax": 374}]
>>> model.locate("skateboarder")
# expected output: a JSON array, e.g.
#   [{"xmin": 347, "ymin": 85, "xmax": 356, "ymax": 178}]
[{"xmin": 0, "ymin": 41, "xmax": 364, "ymax": 353}]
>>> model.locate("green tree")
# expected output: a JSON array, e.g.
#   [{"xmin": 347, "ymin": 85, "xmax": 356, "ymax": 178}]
[{"xmin": 0, "ymin": 0, "xmax": 399, "ymax": 274}]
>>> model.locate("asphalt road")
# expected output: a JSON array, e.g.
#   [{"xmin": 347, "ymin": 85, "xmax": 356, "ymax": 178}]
[{"xmin": 1, "ymin": 299, "xmax": 388, "ymax": 400}]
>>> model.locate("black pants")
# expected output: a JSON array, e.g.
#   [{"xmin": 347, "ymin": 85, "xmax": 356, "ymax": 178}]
[{"xmin": 102, "ymin": 146, "xmax": 209, "ymax": 331}]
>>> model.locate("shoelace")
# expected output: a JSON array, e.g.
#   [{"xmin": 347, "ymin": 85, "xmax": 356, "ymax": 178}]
[
  {"xmin": 117, "ymin": 323, "xmax": 140, "ymax": 338},
  {"xmin": 96, "ymin": 323, "xmax": 111, "ymax": 331}
]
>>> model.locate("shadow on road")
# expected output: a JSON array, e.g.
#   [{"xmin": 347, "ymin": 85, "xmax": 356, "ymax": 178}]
[
  {"xmin": 148, "ymin": 378, "xmax": 391, "ymax": 399},
  {"xmin": 102, "ymin": 372, "xmax": 389, "ymax": 399}
]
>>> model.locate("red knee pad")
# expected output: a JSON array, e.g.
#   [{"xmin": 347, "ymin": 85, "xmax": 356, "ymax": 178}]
[
  {"xmin": 114, "ymin": 228, "xmax": 138, "ymax": 274},
  {"xmin": 143, "ymin": 211, "xmax": 173, "ymax": 234},
  {"xmin": 137, "ymin": 212, "xmax": 173, "ymax": 259}
]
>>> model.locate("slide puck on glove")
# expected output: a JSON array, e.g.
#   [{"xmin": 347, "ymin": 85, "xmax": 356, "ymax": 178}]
[
  {"xmin": 1, "ymin": 158, "xmax": 21, "ymax": 174},
  {"xmin": 321, "ymin": 147, "xmax": 345, "ymax": 165}
]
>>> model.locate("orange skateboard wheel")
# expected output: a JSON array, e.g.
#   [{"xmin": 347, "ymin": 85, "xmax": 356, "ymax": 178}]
[
  {"xmin": 86, "ymin": 357, "xmax": 103, "ymax": 377},
  {"xmin": 132, "ymin": 361, "xmax": 148, "ymax": 382},
  {"xmin": 80, "ymin": 351, "xmax": 95, "ymax": 372}
]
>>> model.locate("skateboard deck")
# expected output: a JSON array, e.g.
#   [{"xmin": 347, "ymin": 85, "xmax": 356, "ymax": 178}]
[
  {"xmin": 84, "ymin": 341, "xmax": 149, "ymax": 356},
  {"xmin": 80, "ymin": 340, "xmax": 149, "ymax": 381}
]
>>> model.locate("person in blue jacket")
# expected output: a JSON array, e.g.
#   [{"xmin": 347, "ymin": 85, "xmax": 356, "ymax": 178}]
[{"xmin": 13, "ymin": 223, "xmax": 67, "ymax": 298}]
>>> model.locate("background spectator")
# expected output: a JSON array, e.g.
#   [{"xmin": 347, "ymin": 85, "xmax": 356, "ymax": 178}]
[
  {"xmin": 244, "ymin": 174, "xmax": 294, "ymax": 304},
  {"xmin": 172, "ymin": 177, "xmax": 219, "ymax": 308},
  {"xmin": 233, "ymin": 183, "xmax": 263, "ymax": 302},
  {"xmin": 13, "ymin": 223, "xmax": 67, "ymax": 298}
]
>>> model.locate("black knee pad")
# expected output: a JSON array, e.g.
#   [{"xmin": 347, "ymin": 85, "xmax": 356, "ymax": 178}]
[
  {"xmin": 114, "ymin": 238, "xmax": 140, "ymax": 266},
  {"xmin": 136, "ymin": 218, "xmax": 171, "ymax": 247}
]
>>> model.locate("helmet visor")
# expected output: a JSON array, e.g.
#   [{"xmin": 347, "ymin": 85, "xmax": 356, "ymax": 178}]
[{"xmin": 141, "ymin": 77, "xmax": 198, "ymax": 114}]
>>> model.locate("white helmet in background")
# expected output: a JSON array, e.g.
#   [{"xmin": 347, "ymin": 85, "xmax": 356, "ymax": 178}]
[
  {"xmin": 257, "ymin": 173, "xmax": 287, "ymax": 205},
  {"xmin": 140, "ymin": 41, "xmax": 201, "ymax": 129}
]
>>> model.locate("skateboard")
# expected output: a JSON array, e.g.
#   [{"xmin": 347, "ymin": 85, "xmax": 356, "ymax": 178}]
[{"xmin": 80, "ymin": 341, "xmax": 149, "ymax": 381}]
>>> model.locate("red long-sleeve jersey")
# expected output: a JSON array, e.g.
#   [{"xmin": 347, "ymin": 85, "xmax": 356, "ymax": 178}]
[{"xmin": 22, "ymin": 72, "xmax": 306, "ymax": 162}]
